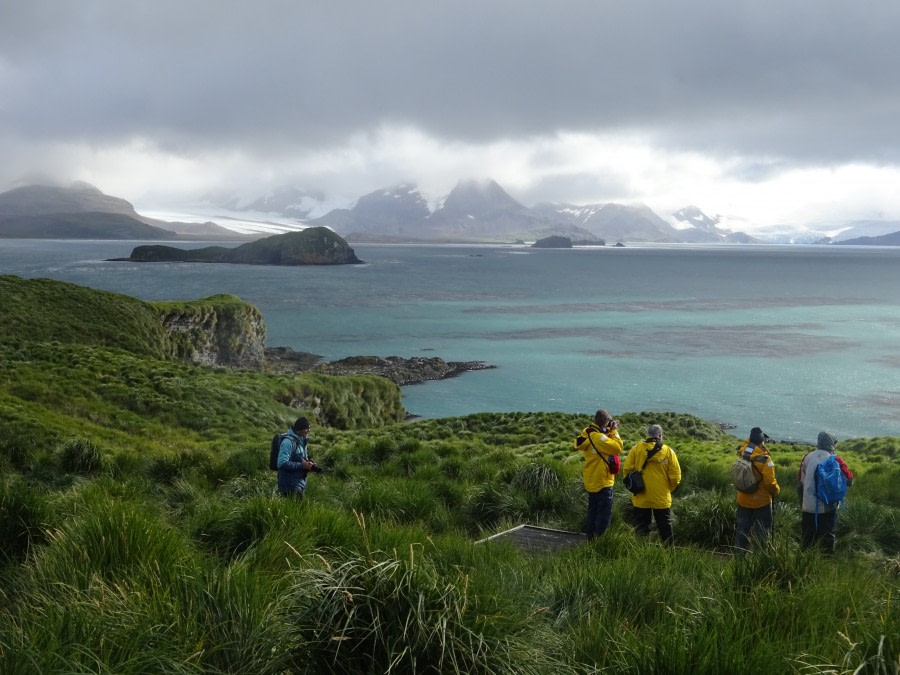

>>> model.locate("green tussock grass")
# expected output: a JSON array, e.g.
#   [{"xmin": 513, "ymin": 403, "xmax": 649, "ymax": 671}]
[{"xmin": 1, "ymin": 274, "xmax": 898, "ymax": 674}]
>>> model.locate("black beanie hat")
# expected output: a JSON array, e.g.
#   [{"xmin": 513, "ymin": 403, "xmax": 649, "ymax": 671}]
[
  {"xmin": 749, "ymin": 427, "xmax": 765, "ymax": 445},
  {"xmin": 293, "ymin": 416, "xmax": 311, "ymax": 432}
]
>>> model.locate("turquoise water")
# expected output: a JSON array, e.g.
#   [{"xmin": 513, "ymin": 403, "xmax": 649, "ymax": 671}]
[{"xmin": 2, "ymin": 239, "xmax": 899, "ymax": 441}]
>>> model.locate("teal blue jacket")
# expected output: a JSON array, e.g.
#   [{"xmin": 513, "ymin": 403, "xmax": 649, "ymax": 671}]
[{"xmin": 277, "ymin": 429, "xmax": 309, "ymax": 494}]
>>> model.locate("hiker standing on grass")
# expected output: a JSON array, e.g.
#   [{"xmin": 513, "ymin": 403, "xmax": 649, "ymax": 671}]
[
  {"xmin": 735, "ymin": 426, "xmax": 780, "ymax": 552},
  {"xmin": 623, "ymin": 424, "xmax": 682, "ymax": 545},
  {"xmin": 277, "ymin": 416, "xmax": 316, "ymax": 498},
  {"xmin": 797, "ymin": 431, "xmax": 854, "ymax": 555},
  {"xmin": 574, "ymin": 409, "xmax": 624, "ymax": 540}
]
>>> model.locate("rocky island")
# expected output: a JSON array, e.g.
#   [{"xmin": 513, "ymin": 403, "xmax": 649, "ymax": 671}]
[
  {"xmin": 265, "ymin": 348, "xmax": 494, "ymax": 386},
  {"xmin": 312, "ymin": 355, "xmax": 495, "ymax": 385},
  {"xmin": 531, "ymin": 235, "xmax": 573, "ymax": 248},
  {"xmin": 119, "ymin": 226, "xmax": 363, "ymax": 265}
]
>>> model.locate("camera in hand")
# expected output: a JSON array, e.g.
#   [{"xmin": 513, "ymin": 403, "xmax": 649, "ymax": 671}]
[{"xmin": 308, "ymin": 462, "xmax": 324, "ymax": 474}]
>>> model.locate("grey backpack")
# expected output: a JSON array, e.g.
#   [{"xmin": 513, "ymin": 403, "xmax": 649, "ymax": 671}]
[{"xmin": 731, "ymin": 454, "xmax": 766, "ymax": 493}]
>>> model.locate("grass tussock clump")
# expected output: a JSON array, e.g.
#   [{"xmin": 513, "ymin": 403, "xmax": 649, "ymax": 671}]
[
  {"xmin": 30, "ymin": 496, "xmax": 194, "ymax": 590},
  {"xmin": 0, "ymin": 479, "xmax": 53, "ymax": 565},
  {"xmin": 289, "ymin": 545, "xmax": 568, "ymax": 675},
  {"xmin": 671, "ymin": 490, "xmax": 736, "ymax": 550},
  {"xmin": 59, "ymin": 437, "xmax": 109, "ymax": 475}
]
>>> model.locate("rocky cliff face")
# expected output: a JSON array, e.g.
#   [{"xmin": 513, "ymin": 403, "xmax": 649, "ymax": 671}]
[{"xmin": 155, "ymin": 295, "xmax": 266, "ymax": 369}]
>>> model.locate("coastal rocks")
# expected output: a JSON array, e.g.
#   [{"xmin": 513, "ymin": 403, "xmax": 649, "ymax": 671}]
[
  {"xmin": 264, "ymin": 346, "xmax": 324, "ymax": 373},
  {"xmin": 310, "ymin": 355, "xmax": 495, "ymax": 386},
  {"xmin": 151, "ymin": 292, "xmax": 491, "ymax": 384},
  {"xmin": 155, "ymin": 304, "xmax": 492, "ymax": 384}
]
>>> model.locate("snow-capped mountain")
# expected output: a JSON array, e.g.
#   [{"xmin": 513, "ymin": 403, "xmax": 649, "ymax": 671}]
[
  {"xmin": 11, "ymin": 179, "xmax": 900, "ymax": 246},
  {"xmin": 242, "ymin": 186, "xmax": 327, "ymax": 219},
  {"xmin": 536, "ymin": 202, "xmax": 683, "ymax": 243},
  {"xmin": 310, "ymin": 184, "xmax": 431, "ymax": 239},
  {"xmin": 671, "ymin": 206, "xmax": 761, "ymax": 243},
  {"xmin": 416, "ymin": 179, "xmax": 595, "ymax": 241},
  {"xmin": 311, "ymin": 179, "xmax": 597, "ymax": 242}
]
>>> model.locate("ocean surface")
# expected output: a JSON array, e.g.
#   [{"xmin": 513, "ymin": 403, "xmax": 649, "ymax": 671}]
[{"xmin": 2, "ymin": 238, "xmax": 899, "ymax": 442}]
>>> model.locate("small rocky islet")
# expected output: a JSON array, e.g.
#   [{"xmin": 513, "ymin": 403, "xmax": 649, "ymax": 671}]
[
  {"xmin": 114, "ymin": 226, "xmax": 363, "ymax": 265},
  {"xmin": 265, "ymin": 348, "xmax": 494, "ymax": 386}
]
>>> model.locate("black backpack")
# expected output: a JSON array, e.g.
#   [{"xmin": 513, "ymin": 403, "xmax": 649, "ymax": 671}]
[{"xmin": 269, "ymin": 433, "xmax": 298, "ymax": 471}]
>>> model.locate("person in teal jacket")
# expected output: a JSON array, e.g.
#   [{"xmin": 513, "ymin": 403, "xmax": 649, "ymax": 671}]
[{"xmin": 277, "ymin": 417, "xmax": 316, "ymax": 498}]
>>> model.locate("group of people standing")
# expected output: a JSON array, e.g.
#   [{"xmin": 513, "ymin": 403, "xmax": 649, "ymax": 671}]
[
  {"xmin": 574, "ymin": 410, "xmax": 681, "ymax": 545},
  {"xmin": 574, "ymin": 410, "xmax": 854, "ymax": 554},
  {"xmin": 275, "ymin": 410, "xmax": 855, "ymax": 555}
]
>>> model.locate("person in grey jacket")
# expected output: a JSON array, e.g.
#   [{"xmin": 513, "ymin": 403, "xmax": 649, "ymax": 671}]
[
  {"xmin": 797, "ymin": 431, "xmax": 854, "ymax": 554},
  {"xmin": 277, "ymin": 417, "xmax": 316, "ymax": 498}
]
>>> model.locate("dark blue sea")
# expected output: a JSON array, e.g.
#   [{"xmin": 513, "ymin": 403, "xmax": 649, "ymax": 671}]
[{"xmin": 2, "ymin": 239, "xmax": 899, "ymax": 441}]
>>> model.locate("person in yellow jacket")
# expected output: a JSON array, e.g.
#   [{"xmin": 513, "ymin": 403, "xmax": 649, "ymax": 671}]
[
  {"xmin": 623, "ymin": 424, "xmax": 681, "ymax": 544},
  {"xmin": 573, "ymin": 409, "xmax": 624, "ymax": 540},
  {"xmin": 735, "ymin": 426, "xmax": 780, "ymax": 552}
]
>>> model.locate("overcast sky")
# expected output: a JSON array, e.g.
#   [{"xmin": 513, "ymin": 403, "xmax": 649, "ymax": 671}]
[{"xmin": 2, "ymin": 0, "xmax": 900, "ymax": 231}]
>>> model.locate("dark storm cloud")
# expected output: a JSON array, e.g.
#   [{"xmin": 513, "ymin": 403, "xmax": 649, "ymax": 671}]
[{"xmin": 3, "ymin": 0, "xmax": 900, "ymax": 164}]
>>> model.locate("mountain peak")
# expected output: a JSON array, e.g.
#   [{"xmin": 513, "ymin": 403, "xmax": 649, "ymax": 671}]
[
  {"xmin": 441, "ymin": 178, "xmax": 524, "ymax": 215},
  {"xmin": 673, "ymin": 205, "xmax": 721, "ymax": 233},
  {"xmin": 69, "ymin": 180, "xmax": 103, "ymax": 194}
]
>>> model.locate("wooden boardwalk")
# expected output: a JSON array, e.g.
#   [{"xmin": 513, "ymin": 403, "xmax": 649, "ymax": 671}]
[{"xmin": 475, "ymin": 524, "xmax": 586, "ymax": 555}]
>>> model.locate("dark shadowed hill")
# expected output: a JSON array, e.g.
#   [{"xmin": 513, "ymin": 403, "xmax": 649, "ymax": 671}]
[
  {"xmin": 0, "ymin": 182, "xmax": 248, "ymax": 240},
  {"xmin": 835, "ymin": 230, "xmax": 900, "ymax": 246},
  {"xmin": 123, "ymin": 226, "xmax": 363, "ymax": 265}
]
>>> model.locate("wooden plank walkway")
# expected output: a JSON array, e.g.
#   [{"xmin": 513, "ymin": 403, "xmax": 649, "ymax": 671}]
[{"xmin": 475, "ymin": 524, "xmax": 586, "ymax": 555}]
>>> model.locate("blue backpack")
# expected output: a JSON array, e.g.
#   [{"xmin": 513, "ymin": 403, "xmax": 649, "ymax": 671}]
[{"xmin": 814, "ymin": 455, "xmax": 848, "ymax": 513}]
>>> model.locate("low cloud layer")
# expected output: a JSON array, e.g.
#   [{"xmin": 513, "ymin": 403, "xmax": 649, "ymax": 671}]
[{"xmin": 3, "ymin": 0, "xmax": 900, "ymax": 230}]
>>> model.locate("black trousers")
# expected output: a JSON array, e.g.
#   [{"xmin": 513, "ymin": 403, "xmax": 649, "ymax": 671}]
[
  {"xmin": 630, "ymin": 506, "xmax": 674, "ymax": 544},
  {"xmin": 801, "ymin": 510, "xmax": 837, "ymax": 555}
]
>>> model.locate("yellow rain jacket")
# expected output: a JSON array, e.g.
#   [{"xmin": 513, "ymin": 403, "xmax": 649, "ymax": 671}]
[
  {"xmin": 735, "ymin": 440, "xmax": 780, "ymax": 508},
  {"xmin": 574, "ymin": 425, "xmax": 623, "ymax": 492},
  {"xmin": 623, "ymin": 438, "xmax": 682, "ymax": 509}
]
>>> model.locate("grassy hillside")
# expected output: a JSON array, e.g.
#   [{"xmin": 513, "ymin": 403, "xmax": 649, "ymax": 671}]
[
  {"xmin": 0, "ymin": 275, "xmax": 405, "ymax": 449},
  {"xmin": 0, "ymin": 276, "xmax": 897, "ymax": 674},
  {"xmin": 0, "ymin": 275, "xmax": 172, "ymax": 356}
]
